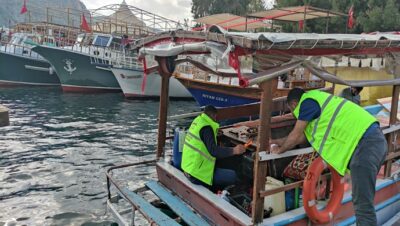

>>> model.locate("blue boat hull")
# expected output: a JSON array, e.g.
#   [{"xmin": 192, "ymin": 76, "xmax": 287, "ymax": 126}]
[{"xmin": 187, "ymin": 87, "xmax": 259, "ymax": 108}]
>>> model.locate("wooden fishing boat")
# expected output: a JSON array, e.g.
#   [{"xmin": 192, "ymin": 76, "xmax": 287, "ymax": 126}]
[
  {"xmin": 174, "ymin": 63, "xmax": 325, "ymax": 108},
  {"xmin": 106, "ymin": 27, "xmax": 400, "ymax": 225}
]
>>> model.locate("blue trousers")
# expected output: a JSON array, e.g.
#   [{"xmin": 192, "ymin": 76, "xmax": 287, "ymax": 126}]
[{"xmin": 189, "ymin": 168, "xmax": 237, "ymax": 189}]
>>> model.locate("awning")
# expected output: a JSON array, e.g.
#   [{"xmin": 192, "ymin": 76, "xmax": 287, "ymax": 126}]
[
  {"xmin": 194, "ymin": 13, "xmax": 275, "ymax": 31},
  {"xmin": 248, "ymin": 6, "xmax": 346, "ymax": 22}
]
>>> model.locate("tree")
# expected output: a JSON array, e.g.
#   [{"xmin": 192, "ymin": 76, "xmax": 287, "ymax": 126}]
[
  {"xmin": 274, "ymin": 0, "xmax": 400, "ymax": 33},
  {"xmin": 382, "ymin": 0, "xmax": 400, "ymax": 31},
  {"xmin": 191, "ymin": 0, "xmax": 265, "ymax": 19}
]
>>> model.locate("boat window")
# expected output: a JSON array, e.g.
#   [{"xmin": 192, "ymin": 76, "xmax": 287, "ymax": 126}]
[
  {"xmin": 93, "ymin": 35, "xmax": 111, "ymax": 47},
  {"xmin": 76, "ymin": 34, "xmax": 85, "ymax": 44},
  {"xmin": 11, "ymin": 36, "xmax": 22, "ymax": 45},
  {"xmin": 110, "ymin": 37, "xmax": 122, "ymax": 49}
]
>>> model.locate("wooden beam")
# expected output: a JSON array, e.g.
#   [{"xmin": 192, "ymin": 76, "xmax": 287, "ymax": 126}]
[
  {"xmin": 156, "ymin": 57, "xmax": 171, "ymax": 159},
  {"xmin": 259, "ymin": 174, "xmax": 331, "ymax": 197},
  {"xmin": 251, "ymin": 81, "xmax": 273, "ymax": 224},
  {"xmin": 385, "ymin": 85, "xmax": 400, "ymax": 177}
]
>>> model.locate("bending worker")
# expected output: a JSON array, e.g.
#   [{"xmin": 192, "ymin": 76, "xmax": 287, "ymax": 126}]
[
  {"xmin": 271, "ymin": 88, "xmax": 387, "ymax": 226},
  {"xmin": 181, "ymin": 105, "xmax": 245, "ymax": 189},
  {"xmin": 339, "ymin": 86, "xmax": 363, "ymax": 105}
]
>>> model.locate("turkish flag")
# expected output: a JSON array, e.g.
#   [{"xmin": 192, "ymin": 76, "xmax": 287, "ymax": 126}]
[
  {"xmin": 81, "ymin": 14, "xmax": 91, "ymax": 33},
  {"xmin": 20, "ymin": 0, "xmax": 28, "ymax": 14},
  {"xmin": 298, "ymin": 20, "xmax": 304, "ymax": 31},
  {"xmin": 347, "ymin": 5, "xmax": 355, "ymax": 29}
]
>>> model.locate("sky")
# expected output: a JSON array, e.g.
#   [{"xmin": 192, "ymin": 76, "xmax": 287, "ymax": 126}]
[
  {"xmin": 80, "ymin": 0, "xmax": 274, "ymax": 24},
  {"xmin": 81, "ymin": 0, "xmax": 193, "ymax": 23}
]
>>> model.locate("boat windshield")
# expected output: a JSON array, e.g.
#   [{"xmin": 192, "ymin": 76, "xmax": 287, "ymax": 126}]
[
  {"xmin": 23, "ymin": 35, "xmax": 41, "ymax": 46},
  {"xmin": 10, "ymin": 35, "xmax": 23, "ymax": 45},
  {"xmin": 93, "ymin": 35, "xmax": 111, "ymax": 47}
]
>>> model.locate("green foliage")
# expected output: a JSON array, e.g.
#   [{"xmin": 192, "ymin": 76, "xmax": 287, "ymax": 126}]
[
  {"xmin": 191, "ymin": 0, "xmax": 400, "ymax": 33},
  {"xmin": 191, "ymin": 0, "xmax": 265, "ymax": 19},
  {"xmin": 275, "ymin": 0, "xmax": 400, "ymax": 33}
]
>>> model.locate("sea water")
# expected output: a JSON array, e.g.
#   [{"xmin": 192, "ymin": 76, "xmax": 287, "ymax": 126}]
[{"xmin": 0, "ymin": 87, "xmax": 198, "ymax": 225}]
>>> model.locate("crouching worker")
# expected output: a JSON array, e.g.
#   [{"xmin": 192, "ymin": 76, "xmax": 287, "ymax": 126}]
[
  {"xmin": 270, "ymin": 88, "xmax": 387, "ymax": 226},
  {"xmin": 181, "ymin": 105, "xmax": 246, "ymax": 190}
]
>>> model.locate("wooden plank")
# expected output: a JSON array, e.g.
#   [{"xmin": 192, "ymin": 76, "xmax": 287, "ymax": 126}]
[
  {"xmin": 121, "ymin": 187, "xmax": 181, "ymax": 226},
  {"xmin": 251, "ymin": 81, "xmax": 273, "ymax": 224},
  {"xmin": 259, "ymin": 174, "xmax": 331, "ymax": 197},
  {"xmin": 146, "ymin": 180, "xmax": 210, "ymax": 226},
  {"xmin": 377, "ymin": 95, "xmax": 400, "ymax": 123},
  {"xmin": 385, "ymin": 85, "xmax": 400, "ymax": 177},
  {"xmin": 259, "ymin": 147, "xmax": 313, "ymax": 161},
  {"xmin": 0, "ymin": 105, "xmax": 9, "ymax": 127}
]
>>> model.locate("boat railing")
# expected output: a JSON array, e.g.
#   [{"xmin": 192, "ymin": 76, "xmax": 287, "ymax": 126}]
[
  {"xmin": 176, "ymin": 63, "xmax": 239, "ymax": 86},
  {"xmin": 0, "ymin": 41, "xmax": 43, "ymax": 60}
]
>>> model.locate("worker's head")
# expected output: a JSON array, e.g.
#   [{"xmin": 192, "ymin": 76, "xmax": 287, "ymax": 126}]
[
  {"xmin": 351, "ymin": 86, "xmax": 363, "ymax": 96},
  {"xmin": 287, "ymin": 88, "xmax": 305, "ymax": 113},
  {"xmin": 204, "ymin": 105, "xmax": 218, "ymax": 121}
]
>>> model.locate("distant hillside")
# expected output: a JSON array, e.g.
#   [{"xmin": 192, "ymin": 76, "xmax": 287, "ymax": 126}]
[{"xmin": 0, "ymin": 0, "xmax": 88, "ymax": 28}]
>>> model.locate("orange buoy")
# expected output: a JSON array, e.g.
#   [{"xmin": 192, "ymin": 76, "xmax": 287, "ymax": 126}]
[{"xmin": 302, "ymin": 157, "xmax": 344, "ymax": 224}]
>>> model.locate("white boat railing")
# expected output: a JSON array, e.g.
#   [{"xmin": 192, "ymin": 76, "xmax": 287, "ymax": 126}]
[{"xmin": 0, "ymin": 41, "xmax": 44, "ymax": 60}]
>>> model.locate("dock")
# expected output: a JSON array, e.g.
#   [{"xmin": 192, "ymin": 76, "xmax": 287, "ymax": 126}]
[{"xmin": 0, "ymin": 104, "xmax": 9, "ymax": 126}]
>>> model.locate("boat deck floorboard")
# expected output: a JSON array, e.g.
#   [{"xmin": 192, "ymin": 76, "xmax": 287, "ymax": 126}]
[{"xmin": 146, "ymin": 180, "xmax": 211, "ymax": 226}]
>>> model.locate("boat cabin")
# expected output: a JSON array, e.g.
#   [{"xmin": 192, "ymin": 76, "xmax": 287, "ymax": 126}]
[{"xmin": 106, "ymin": 26, "xmax": 400, "ymax": 225}]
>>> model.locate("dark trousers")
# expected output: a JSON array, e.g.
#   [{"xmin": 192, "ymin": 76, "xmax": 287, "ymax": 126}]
[
  {"xmin": 349, "ymin": 127, "xmax": 387, "ymax": 226},
  {"xmin": 189, "ymin": 168, "xmax": 237, "ymax": 190}
]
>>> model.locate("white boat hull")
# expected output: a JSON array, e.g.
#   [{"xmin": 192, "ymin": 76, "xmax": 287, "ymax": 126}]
[{"xmin": 111, "ymin": 68, "xmax": 192, "ymax": 98}]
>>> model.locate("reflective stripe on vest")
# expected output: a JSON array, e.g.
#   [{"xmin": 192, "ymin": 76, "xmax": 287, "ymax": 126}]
[
  {"xmin": 310, "ymin": 94, "xmax": 334, "ymax": 145},
  {"xmin": 184, "ymin": 141, "xmax": 216, "ymax": 162},
  {"xmin": 317, "ymin": 99, "xmax": 347, "ymax": 154},
  {"xmin": 293, "ymin": 90, "xmax": 377, "ymax": 176}
]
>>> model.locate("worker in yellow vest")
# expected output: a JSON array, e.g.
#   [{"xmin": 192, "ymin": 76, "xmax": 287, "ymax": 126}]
[
  {"xmin": 181, "ymin": 105, "xmax": 246, "ymax": 189},
  {"xmin": 271, "ymin": 88, "xmax": 387, "ymax": 226}
]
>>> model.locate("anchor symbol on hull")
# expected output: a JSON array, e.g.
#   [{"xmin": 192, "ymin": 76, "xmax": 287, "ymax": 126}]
[{"xmin": 63, "ymin": 59, "xmax": 77, "ymax": 75}]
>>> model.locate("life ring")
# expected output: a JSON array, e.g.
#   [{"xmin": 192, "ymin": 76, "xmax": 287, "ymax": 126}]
[{"xmin": 303, "ymin": 157, "xmax": 344, "ymax": 224}]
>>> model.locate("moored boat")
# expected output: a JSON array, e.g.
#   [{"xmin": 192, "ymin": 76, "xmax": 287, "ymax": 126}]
[
  {"xmin": 105, "ymin": 27, "xmax": 400, "ymax": 226},
  {"xmin": 174, "ymin": 63, "xmax": 325, "ymax": 108},
  {"xmin": 111, "ymin": 60, "xmax": 192, "ymax": 99},
  {"xmin": 32, "ymin": 33, "xmax": 123, "ymax": 93},
  {"xmin": 0, "ymin": 33, "xmax": 60, "ymax": 86}
]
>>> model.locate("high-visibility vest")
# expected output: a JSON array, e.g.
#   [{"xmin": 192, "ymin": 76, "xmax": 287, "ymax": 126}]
[
  {"xmin": 293, "ymin": 90, "xmax": 377, "ymax": 176},
  {"xmin": 181, "ymin": 113, "xmax": 219, "ymax": 185}
]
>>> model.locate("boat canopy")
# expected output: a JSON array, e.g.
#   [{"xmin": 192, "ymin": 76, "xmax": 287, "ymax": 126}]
[
  {"xmin": 248, "ymin": 6, "xmax": 346, "ymax": 22},
  {"xmin": 194, "ymin": 13, "xmax": 275, "ymax": 31},
  {"xmin": 133, "ymin": 25, "xmax": 400, "ymax": 87}
]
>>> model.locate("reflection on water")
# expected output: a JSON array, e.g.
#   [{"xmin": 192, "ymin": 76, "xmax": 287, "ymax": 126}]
[{"xmin": 0, "ymin": 87, "xmax": 198, "ymax": 225}]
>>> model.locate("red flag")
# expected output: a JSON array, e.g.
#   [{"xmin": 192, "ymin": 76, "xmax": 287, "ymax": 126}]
[
  {"xmin": 20, "ymin": 0, "xmax": 28, "ymax": 14},
  {"xmin": 298, "ymin": 20, "xmax": 304, "ymax": 31},
  {"xmin": 347, "ymin": 5, "xmax": 355, "ymax": 29},
  {"xmin": 81, "ymin": 14, "xmax": 91, "ymax": 33}
]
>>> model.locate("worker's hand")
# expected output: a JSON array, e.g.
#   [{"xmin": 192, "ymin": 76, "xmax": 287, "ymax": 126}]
[
  {"xmin": 233, "ymin": 144, "xmax": 246, "ymax": 155},
  {"xmin": 270, "ymin": 144, "xmax": 283, "ymax": 154},
  {"xmin": 270, "ymin": 137, "xmax": 285, "ymax": 146}
]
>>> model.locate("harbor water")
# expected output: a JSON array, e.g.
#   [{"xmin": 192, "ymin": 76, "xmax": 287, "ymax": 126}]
[{"xmin": 0, "ymin": 87, "xmax": 198, "ymax": 225}]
